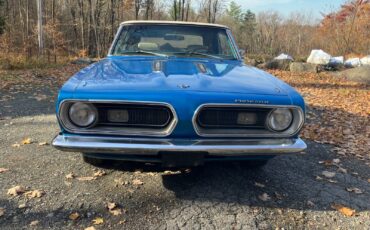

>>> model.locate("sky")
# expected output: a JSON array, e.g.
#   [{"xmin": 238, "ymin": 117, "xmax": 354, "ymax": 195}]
[{"xmin": 233, "ymin": 0, "xmax": 347, "ymax": 22}]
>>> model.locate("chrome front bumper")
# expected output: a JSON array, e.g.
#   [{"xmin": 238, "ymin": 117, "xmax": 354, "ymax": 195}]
[{"xmin": 52, "ymin": 134, "xmax": 307, "ymax": 156}]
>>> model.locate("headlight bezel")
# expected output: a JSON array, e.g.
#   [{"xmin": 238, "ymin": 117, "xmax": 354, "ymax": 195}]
[
  {"xmin": 266, "ymin": 108, "xmax": 293, "ymax": 132},
  {"xmin": 68, "ymin": 102, "xmax": 98, "ymax": 128},
  {"xmin": 58, "ymin": 101, "xmax": 99, "ymax": 131},
  {"xmin": 265, "ymin": 107, "xmax": 304, "ymax": 134}
]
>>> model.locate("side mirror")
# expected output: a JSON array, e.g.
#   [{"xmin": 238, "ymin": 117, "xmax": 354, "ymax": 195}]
[{"xmin": 239, "ymin": 49, "xmax": 245, "ymax": 59}]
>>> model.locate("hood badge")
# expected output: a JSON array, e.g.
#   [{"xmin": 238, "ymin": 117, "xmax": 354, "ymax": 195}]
[
  {"xmin": 235, "ymin": 99, "xmax": 269, "ymax": 104},
  {"xmin": 177, "ymin": 84, "xmax": 190, "ymax": 89}
]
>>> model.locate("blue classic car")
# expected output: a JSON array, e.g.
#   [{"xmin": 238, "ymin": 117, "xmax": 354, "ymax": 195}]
[{"xmin": 52, "ymin": 21, "xmax": 306, "ymax": 167}]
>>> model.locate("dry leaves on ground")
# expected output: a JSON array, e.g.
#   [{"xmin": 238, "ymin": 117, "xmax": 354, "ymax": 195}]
[
  {"xmin": 21, "ymin": 138, "xmax": 32, "ymax": 145},
  {"xmin": 93, "ymin": 170, "xmax": 106, "ymax": 177},
  {"xmin": 69, "ymin": 212, "xmax": 80, "ymax": 220},
  {"xmin": 38, "ymin": 142, "xmax": 48, "ymax": 146},
  {"xmin": 322, "ymin": 171, "xmax": 336, "ymax": 178},
  {"xmin": 24, "ymin": 190, "xmax": 45, "ymax": 199},
  {"xmin": 107, "ymin": 202, "xmax": 124, "ymax": 216},
  {"xmin": 107, "ymin": 202, "xmax": 117, "ymax": 210},
  {"xmin": 254, "ymin": 182, "xmax": 265, "ymax": 188},
  {"xmin": 76, "ymin": 176, "xmax": 96, "ymax": 181},
  {"xmin": 0, "ymin": 64, "xmax": 85, "ymax": 90},
  {"xmin": 65, "ymin": 173, "xmax": 75, "ymax": 179},
  {"xmin": 270, "ymin": 70, "xmax": 370, "ymax": 160},
  {"xmin": 84, "ymin": 227, "xmax": 96, "ymax": 230},
  {"xmin": 346, "ymin": 187, "xmax": 363, "ymax": 194},
  {"xmin": 7, "ymin": 185, "xmax": 26, "ymax": 196},
  {"xmin": 258, "ymin": 193, "xmax": 271, "ymax": 202},
  {"xmin": 0, "ymin": 168, "xmax": 9, "ymax": 173},
  {"xmin": 92, "ymin": 217, "xmax": 104, "ymax": 225},
  {"xmin": 331, "ymin": 204, "xmax": 356, "ymax": 217},
  {"xmin": 12, "ymin": 143, "xmax": 20, "ymax": 148},
  {"xmin": 132, "ymin": 179, "xmax": 144, "ymax": 186},
  {"xmin": 0, "ymin": 207, "xmax": 5, "ymax": 217},
  {"xmin": 29, "ymin": 220, "xmax": 39, "ymax": 226}
]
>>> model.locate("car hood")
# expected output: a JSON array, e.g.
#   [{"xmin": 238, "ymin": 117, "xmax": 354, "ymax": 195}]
[{"xmin": 70, "ymin": 57, "xmax": 287, "ymax": 96}]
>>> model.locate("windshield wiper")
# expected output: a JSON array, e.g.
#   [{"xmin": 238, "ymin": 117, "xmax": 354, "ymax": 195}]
[
  {"xmin": 173, "ymin": 51, "xmax": 222, "ymax": 59},
  {"xmin": 120, "ymin": 50, "xmax": 168, "ymax": 57}
]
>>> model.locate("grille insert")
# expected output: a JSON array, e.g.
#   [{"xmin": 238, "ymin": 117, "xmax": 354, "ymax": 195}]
[
  {"xmin": 197, "ymin": 107, "xmax": 270, "ymax": 129},
  {"xmin": 95, "ymin": 103, "xmax": 172, "ymax": 128}
]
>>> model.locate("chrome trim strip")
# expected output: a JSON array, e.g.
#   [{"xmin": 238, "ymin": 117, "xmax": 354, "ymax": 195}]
[
  {"xmin": 58, "ymin": 100, "xmax": 178, "ymax": 137},
  {"xmin": 52, "ymin": 134, "xmax": 307, "ymax": 156},
  {"xmin": 192, "ymin": 103, "xmax": 305, "ymax": 138}
]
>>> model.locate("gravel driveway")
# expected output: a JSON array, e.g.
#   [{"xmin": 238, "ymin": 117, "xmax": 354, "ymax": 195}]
[{"xmin": 0, "ymin": 77, "xmax": 369, "ymax": 230}]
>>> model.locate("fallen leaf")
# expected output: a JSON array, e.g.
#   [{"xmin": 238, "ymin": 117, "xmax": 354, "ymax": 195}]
[
  {"xmin": 322, "ymin": 171, "xmax": 336, "ymax": 178},
  {"xmin": 30, "ymin": 220, "xmax": 39, "ymax": 226},
  {"xmin": 0, "ymin": 168, "xmax": 9, "ymax": 173},
  {"xmin": 92, "ymin": 217, "xmax": 104, "ymax": 225},
  {"xmin": 107, "ymin": 202, "xmax": 117, "ymax": 210},
  {"xmin": 132, "ymin": 179, "xmax": 143, "ymax": 185},
  {"xmin": 346, "ymin": 187, "xmax": 363, "ymax": 194},
  {"xmin": 76, "ymin": 176, "xmax": 96, "ymax": 181},
  {"xmin": 93, "ymin": 170, "xmax": 106, "ymax": 177},
  {"xmin": 85, "ymin": 227, "xmax": 96, "ymax": 230},
  {"xmin": 118, "ymin": 220, "xmax": 126, "ymax": 224},
  {"xmin": 65, "ymin": 173, "xmax": 75, "ymax": 179},
  {"xmin": 22, "ymin": 138, "xmax": 32, "ymax": 145},
  {"xmin": 0, "ymin": 208, "xmax": 5, "ymax": 217},
  {"xmin": 258, "ymin": 193, "xmax": 271, "ymax": 202},
  {"xmin": 38, "ymin": 142, "xmax": 48, "ymax": 146},
  {"xmin": 274, "ymin": 192, "xmax": 284, "ymax": 200},
  {"xmin": 338, "ymin": 167, "xmax": 348, "ymax": 174},
  {"xmin": 332, "ymin": 158, "xmax": 341, "ymax": 164},
  {"xmin": 7, "ymin": 186, "xmax": 26, "ymax": 196},
  {"xmin": 69, "ymin": 212, "xmax": 80, "ymax": 220},
  {"xmin": 254, "ymin": 182, "xmax": 265, "ymax": 188},
  {"xmin": 109, "ymin": 208, "xmax": 123, "ymax": 216},
  {"xmin": 12, "ymin": 143, "xmax": 20, "ymax": 148},
  {"xmin": 331, "ymin": 204, "xmax": 356, "ymax": 217},
  {"xmin": 18, "ymin": 204, "xmax": 27, "ymax": 209},
  {"xmin": 24, "ymin": 190, "xmax": 45, "ymax": 198},
  {"xmin": 307, "ymin": 200, "xmax": 315, "ymax": 207},
  {"xmin": 319, "ymin": 160, "xmax": 333, "ymax": 166}
]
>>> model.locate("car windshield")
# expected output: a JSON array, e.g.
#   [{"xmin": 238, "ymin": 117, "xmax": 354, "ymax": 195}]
[{"xmin": 111, "ymin": 24, "xmax": 237, "ymax": 60}]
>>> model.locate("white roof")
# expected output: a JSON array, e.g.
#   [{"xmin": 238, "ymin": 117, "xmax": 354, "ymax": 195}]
[{"xmin": 120, "ymin": 20, "xmax": 229, "ymax": 29}]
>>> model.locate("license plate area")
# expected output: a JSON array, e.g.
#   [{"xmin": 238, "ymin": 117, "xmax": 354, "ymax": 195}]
[{"xmin": 160, "ymin": 151, "xmax": 206, "ymax": 167}]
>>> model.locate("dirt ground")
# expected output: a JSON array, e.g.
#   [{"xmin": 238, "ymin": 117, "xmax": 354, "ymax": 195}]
[{"xmin": 0, "ymin": 65, "xmax": 369, "ymax": 229}]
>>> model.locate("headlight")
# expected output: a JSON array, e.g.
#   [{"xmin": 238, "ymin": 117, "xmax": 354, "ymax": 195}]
[
  {"xmin": 68, "ymin": 102, "xmax": 97, "ymax": 127},
  {"xmin": 267, "ymin": 108, "xmax": 293, "ymax": 131}
]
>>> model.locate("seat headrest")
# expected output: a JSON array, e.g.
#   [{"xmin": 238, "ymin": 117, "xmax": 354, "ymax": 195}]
[{"xmin": 138, "ymin": 42, "xmax": 159, "ymax": 51}]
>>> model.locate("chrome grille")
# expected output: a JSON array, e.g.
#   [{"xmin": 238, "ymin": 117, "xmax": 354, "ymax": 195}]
[
  {"xmin": 58, "ymin": 100, "xmax": 177, "ymax": 137},
  {"xmin": 193, "ymin": 104, "xmax": 304, "ymax": 137}
]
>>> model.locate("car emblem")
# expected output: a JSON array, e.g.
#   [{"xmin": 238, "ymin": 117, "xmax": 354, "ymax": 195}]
[
  {"xmin": 177, "ymin": 84, "xmax": 190, "ymax": 89},
  {"xmin": 235, "ymin": 99, "xmax": 269, "ymax": 104}
]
